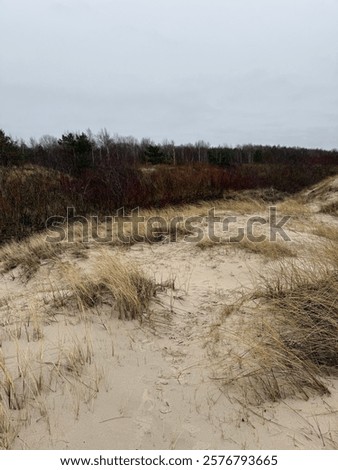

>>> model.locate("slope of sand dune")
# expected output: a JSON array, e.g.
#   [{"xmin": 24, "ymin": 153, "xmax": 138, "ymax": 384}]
[
  {"xmin": 0, "ymin": 190, "xmax": 337, "ymax": 450},
  {"xmin": 303, "ymin": 174, "xmax": 338, "ymax": 214}
]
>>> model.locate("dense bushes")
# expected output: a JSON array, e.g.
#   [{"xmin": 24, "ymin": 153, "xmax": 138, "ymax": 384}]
[
  {"xmin": 0, "ymin": 161, "xmax": 336, "ymax": 242},
  {"xmin": 224, "ymin": 163, "xmax": 336, "ymax": 193},
  {"xmin": 0, "ymin": 166, "xmax": 74, "ymax": 241}
]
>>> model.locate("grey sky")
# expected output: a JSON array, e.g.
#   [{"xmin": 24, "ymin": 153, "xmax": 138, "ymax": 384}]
[{"xmin": 1, "ymin": 0, "xmax": 338, "ymax": 148}]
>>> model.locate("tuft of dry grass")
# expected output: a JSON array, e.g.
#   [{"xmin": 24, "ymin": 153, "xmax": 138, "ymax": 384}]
[
  {"xmin": 57, "ymin": 251, "xmax": 157, "ymax": 320},
  {"xmin": 230, "ymin": 239, "xmax": 296, "ymax": 260},
  {"xmin": 256, "ymin": 264, "xmax": 338, "ymax": 368},
  {"xmin": 221, "ymin": 197, "xmax": 266, "ymax": 214},
  {"xmin": 320, "ymin": 201, "xmax": 338, "ymax": 216},
  {"xmin": 312, "ymin": 224, "xmax": 338, "ymax": 242},
  {"xmin": 0, "ymin": 353, "xmax": 22, "ymax": 411},
  {"xmin": 222, "ymin": 190, "xmax": 273, "ymax": 214},
  {"xmin": 197, "ymin": 236, "xmax": 296, "ymax": 260},
  {"xmin": 211, "ymin": 242, "xmax": 338, "ymax": 404},
  {"xmin": 0, "ymin": 234, "xmax": 58, "ymax": 278},
  {"xmin": 0, "ymin": 402, "xmax": 16, "ymax": 449},
  {"xmin": 196, "ymin": 238, "xmax": 219, "ymax": 250},
  {"xmin": 276, "ymin": 197, "xmax": 311, "ymax": 217},
  {"xmin": 0, "ymin": 233, "xmax": 88, "ymax": 279}
]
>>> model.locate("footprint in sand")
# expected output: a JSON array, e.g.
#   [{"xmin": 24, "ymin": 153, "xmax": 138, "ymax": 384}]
[
  {"xmin": 140, "ymin": 388, "xmax": 154, "ymax": 412},
  {"xmin": 135, "ymin": 388, "xmax": 156, "ymax": 445}
]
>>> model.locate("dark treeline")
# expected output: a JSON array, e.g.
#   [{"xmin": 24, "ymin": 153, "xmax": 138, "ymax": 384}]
[
  {"xmin": 1, "ymin": 129, "xmax": 337, "ymax": 172},
  {"xmin": 0, "ymin": 128, "xmax": 337, "ymax": 242}
]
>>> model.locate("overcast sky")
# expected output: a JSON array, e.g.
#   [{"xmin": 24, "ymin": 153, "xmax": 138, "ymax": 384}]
[{"xmin": 1, "ymin": 0, "xmax": 338, "ymax": 149}]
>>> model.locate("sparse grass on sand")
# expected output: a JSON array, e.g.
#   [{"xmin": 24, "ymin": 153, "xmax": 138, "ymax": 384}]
[
  {"xmin": 0, "ymin": 246, "xmax": 158, "ymax": 448},
  {"xmin": 197, "ymin": 237, "xmax": 296, "ymax": 260},
  {"xmin": 0, "ymin": 322, "xmax": 101, "ymax": 448},
  {"xmin": 211, "ymin": 241, "xmax": 338, "ymax": 404}
]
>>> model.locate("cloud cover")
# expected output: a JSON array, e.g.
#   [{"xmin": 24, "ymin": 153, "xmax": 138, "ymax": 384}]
[{"xmin": 1, "ymin": 0, "xmax": 338, "ymax": 148}]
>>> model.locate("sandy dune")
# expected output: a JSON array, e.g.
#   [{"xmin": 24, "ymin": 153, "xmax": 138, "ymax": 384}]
[{"xmin": 0, "ymin": 180, "xmax": 337, "ymax": 450}]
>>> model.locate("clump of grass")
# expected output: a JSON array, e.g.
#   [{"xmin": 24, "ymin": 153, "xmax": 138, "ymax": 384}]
[
  {"xmin": 312, "ymin": 224, "xmax": 338, "ymax": 242},
  {"xmin": 276, "ymin": 197, "xmax": 311, "ymax": 216},
  {"xmin": 196, "ymin": 238, "xmax": 218, "ymax": 250},
  {"xmin": 222, "ymin": 192, "xmax": 267, "ymax": 214},
  {"xmin": 0, "ymin": 402, "xmax": 16, "ymax": 449},
  {"xmin": 230, "ymin": 239, "xmax": 296, "ymax": 260},
  {"xmin": 0, "ymin": 234, "xmax": 58, "ymax": 278},
  {"xmin": 60, "ymin": 343, "xmax": 92, "ymax": 377},
  {"xmin": 213, "ymin": 247, "xmax": 338, "ymax": 404},
  {"xmin": 320, "ymin": 201, "xmax": 338, "ymax": 216},
  {"xmin": 196, "ymin": 236, "xmax": 296, "ymax": 259},
  {"xmin": 257, "ymin": 263, "xmax": 338, "ymax": 368},
  {"xmin": 0, "ymin": 356, "xmax": 22, "ymax": 411},
  {"xmin": 0, "ymin": 232, "xmax": 88, "ymax": 279},
  {"xmin": 59, "ymin": 252, "xmax": 157, "ymax": 319}
]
